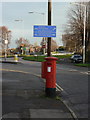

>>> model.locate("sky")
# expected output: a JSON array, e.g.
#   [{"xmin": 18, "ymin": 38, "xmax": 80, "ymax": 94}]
[{"xmin": 0, "ymin": 0, "xmax": 89, "ymax": 48}]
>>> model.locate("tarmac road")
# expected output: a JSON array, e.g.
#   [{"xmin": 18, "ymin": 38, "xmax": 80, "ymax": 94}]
[
  {"xmin": 57, "ymin": 64, "xmax": 88, "ymax": 118},
  {"xmin": 57, "ymin": 59, "xmax": 89, "ymax": 118},
  {"xmin": 1, "ymin": 65, "xmax": 73, "ymax": 119},
  {"xmin": 1, "ymin": 57, "xmax": 89, "ymax": 119}
]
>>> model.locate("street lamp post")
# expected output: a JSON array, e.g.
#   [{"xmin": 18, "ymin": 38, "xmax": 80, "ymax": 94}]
[
  {"xmin": 71, "ymin": 2, "xmax": 87, "ymax": 63},
  {"xmin": 28, "ymin": 11, "xmax": 45, "ymax": 25},
  {"xmin": 14, "ymin": 19, "xmax": 24, "ymax": 36},
  {"xmin": 4, "ymin": 39, "xmax": 8, "ymax": 61},
  {"xmin": 28, "ymin": 11, "xmax": 45, "ymax": 16},
  {"xmin": 28, "ymin": 11, "xmax": 46, "ymax": 55},
  {"xmin": 15, "ymin": 19, "xmax": 24, "ymax": 54},
  {"xmin": 83, "ymin": 5, "xmax": 86, "ymax": 64}
]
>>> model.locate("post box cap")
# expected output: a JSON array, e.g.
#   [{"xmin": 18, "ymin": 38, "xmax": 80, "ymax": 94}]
[{"xmin": 45, "ymin": 57, "xmax": 58, "ymax": 61}]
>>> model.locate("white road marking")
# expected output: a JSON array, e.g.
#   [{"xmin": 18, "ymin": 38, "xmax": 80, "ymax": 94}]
[
  {"xmin": 56, "ymin": 83, "xmax": 63, "ymax": 91},
  {"xmin": 56, "ymin": 87, "xmax": 61, "ymax": 91},
  {"xmin": 57, "ymin": 67, "xmax": 89, "ymax": 75},
  {"xmin": 0, "ymin": 69, "xmax": 63, "ymax": 92},
  {"xmin": 69, "ymin": 70, "xmax": 78, "ymax": 72},
  {"xmin": 80, "ymin": 72, "xmax": 89, "ymax": 75},
  {"xmin": 57, "ymin": 67, "xmax": 78, "ymax": 72}
]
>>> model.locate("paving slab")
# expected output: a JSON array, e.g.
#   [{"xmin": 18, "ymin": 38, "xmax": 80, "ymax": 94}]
[{"xmin": 29, "ymin": 109, "xmax": 72, "ymax": 118}]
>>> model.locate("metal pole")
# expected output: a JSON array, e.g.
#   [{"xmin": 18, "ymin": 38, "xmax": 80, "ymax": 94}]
[
  {"xmin": 28, "ymin": 12, "xmax": 46, "ymax": 55},
  {"xmin": 4, "ymin": 40, "xmax": 8, "ymax": 61},
  {"xmin": 42, "ymin": 13, "xmax": 46, "ymax": 55},
  {"xmin": 4, "ymin": 32, "xmax": 8, "ymax": 61},
  {"xmin": 4, "ymin": 44, "xmax": 7, "ymax": 61},
  {"xmin": 43, "ymin": 37, "xmax": 46, "ymax": 55},
  {"xmin": 83, "ymin": 6, "xmax": 86, "ymax": 64},
  {"xmin": 47, "ymin": 0, "xmax": 52, "ymax": 57}
]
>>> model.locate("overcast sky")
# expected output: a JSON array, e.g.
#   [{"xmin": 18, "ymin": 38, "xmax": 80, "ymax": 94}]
[{"xmin": 0, "ymin": 0, "xmax": 89, "ymax": 48}]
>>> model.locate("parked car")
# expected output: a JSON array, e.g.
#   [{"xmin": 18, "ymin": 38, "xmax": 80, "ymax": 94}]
[
  {"xmin": 14, "ymin": 52, "xmax": 20, "ymax": 55},
  {"xmin": 30, "ymin": 52, "xmax": 35, "ymax": 55},
  {"xmin": 70, "ymin": 54, "xmax": 83, "ymax": 63}
]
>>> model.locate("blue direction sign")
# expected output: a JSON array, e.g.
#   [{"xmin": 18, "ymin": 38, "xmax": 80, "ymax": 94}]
[{"xmin": 33, "ymin": 25, "xmax": 56, "ymax": 37}]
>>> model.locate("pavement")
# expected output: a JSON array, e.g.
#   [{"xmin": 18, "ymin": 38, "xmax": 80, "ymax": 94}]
[
  {"xmin": 0, "ymin": 57, "xmax": 21, "ymax": 64},
  {"xmin": 0, "ymin": 57, "xmax": 75, "ymax": 119}
]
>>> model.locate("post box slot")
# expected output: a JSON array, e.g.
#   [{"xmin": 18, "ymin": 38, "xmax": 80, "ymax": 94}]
[{"xmin": 47, "ymin": 62, "xmax": 52, "ymax": 65}]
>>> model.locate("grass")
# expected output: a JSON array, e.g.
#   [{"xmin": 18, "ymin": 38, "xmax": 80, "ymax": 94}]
[
  {"xmin": 75, "ymin": 63, "xmax": 90, "ymax": 67},
  {"xmin": 55, "ymin": 96, "xmax": 61, "ymax": 100},
  {"xmin": 23, "ymin": 55, "xmax": 46, "ymax": 62},
  {"xmin": 53, "ymin": 54, "xmax": 72, "ymax": 59},
  {"xmin": 23, "ymin": 55, "xmax": 90, "ymax": 67},
  {"xmin": 40, "ymin": 93, "xmax": 61, "ymax": 100},
  {"xmin": 23, "ymin": 54, "xmax": 72, "ymax": 62},
  {"xmin": 0, "ymin": 54, "xmax": 27, "ymax": 58},
  {"xmin": 0, "ymin": 55, "xmax": 14, "ymax": 58}
]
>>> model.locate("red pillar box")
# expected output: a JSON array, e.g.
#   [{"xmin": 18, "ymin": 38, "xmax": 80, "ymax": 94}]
[
  {"xmin": 45, "ymin": 57, "xmax": 58, "ymax": 97},
  {"xmin": 41, "ymin": 61, "xmax": 47, "ymax": 79}
]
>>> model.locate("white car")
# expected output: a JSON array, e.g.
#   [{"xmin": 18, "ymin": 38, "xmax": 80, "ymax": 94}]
[{"xmin": 70, "ymin": 54, "xmax": 83, "ymax": 63}]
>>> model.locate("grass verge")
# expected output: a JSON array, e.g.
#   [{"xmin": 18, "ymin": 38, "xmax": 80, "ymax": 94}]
[
  {"xmin": 23, "ymin": 55, "xmax": 46, "ymax": 62},
  {"xmin": 75, "ymin": 63, "xmax": 90, "ymax": 67},
  {"xmin": 23, "ymin": 54, "xmax": 72, "ymax": 62}
]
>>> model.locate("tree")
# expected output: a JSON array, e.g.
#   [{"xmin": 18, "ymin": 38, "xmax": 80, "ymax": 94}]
[
  {"xmin": 34, "ymin": 42, "xmax": 38, "ymax": 47},
  {"xmin": 0, "ymin": 26, "xmax": 11, "ymax": 49},
  {"xmin": 56, "ymin": 46, "xmax": 66, "ymax": 51},
  {"xmin": 16, "ymin": 37, "xmax": 30, "ymax": 54},
  {"xmin": 86, "ymin": 2, "xmax": 90, "ymax": 50},
  {"xmin": 16, "ymin": 37, "xmax": 30, "ymax": 47},
  {"xmin": 51, "ymin": 39, "xmax": 58, "ymax": 51},
  {"xmin": 86, "ymin": 2, "xmax": 90, "ymax": 62},
  {"xmin": 63, "ymin": 2, "xmax": 90, "ymax": 54}
]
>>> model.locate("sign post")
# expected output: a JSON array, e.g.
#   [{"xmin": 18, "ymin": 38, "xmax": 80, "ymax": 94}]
[{"xmin": 33, "ymin": 0, "xmax": 58, "ymax": 98}]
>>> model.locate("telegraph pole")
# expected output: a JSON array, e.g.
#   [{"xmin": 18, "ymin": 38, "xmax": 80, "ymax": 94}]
[{"xmin": 47, "ymin": 0, "xmax": 52, "ymax": 56}]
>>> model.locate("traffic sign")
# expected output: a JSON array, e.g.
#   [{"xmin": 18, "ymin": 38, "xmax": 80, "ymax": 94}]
[
  {"xmin": 42, "ymin": 45, "xmax": 46, "ymax": 48},
  {"xmin": 21, "ymin": 44, "xmax": 24, "ymax": 47},
  {"xmin": 23, "ymin": 47, "xmax": 26, "ymax": 50},
  {"xmin": 33, "ymin": 25, "xmax": 56, "ymax": 37}
]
